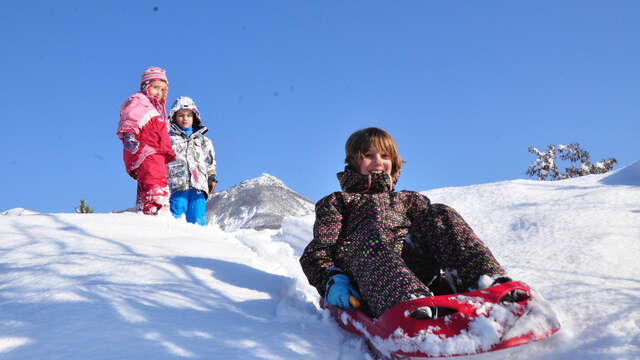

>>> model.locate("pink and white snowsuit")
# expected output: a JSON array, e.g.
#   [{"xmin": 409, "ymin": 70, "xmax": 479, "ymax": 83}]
[{"xmin": 117, "ymin": 67, "xmax": 176, "ymax": 215}]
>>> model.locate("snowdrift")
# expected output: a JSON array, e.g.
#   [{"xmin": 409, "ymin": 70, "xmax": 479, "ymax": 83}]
[{"xmin": 0, "ymin": 162, "xmax": 639, "ymax": 359}]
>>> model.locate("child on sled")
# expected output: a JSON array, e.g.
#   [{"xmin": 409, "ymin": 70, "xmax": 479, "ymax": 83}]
[{"xmin": 300, "ymin": 127, "xmax": 511, "ymax": 319}]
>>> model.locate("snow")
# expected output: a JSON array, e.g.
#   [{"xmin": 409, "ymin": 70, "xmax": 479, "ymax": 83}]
[{"xmin": 1, "ymin": 161, "xmax": 639, "ymax": 359}]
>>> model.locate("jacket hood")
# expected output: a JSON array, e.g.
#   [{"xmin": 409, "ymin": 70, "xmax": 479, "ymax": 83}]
[
  {"xmin": 337, "ymin": 166, "xmax": 396, "ymax": 193},
  {"xmin": 169, "ymin": 96, "xmax": 203, "ymax": 130}
]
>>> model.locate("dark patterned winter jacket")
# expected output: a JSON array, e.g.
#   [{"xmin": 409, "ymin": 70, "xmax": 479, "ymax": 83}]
[{"xmin": 300, "ymin": 167, "xmax": 504, "ymax": 316}]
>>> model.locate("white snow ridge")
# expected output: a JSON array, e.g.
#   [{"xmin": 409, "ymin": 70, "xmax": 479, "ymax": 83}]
[{"xmin": 0, "ymin": 162, "xmax": 639, "ymax": 359}]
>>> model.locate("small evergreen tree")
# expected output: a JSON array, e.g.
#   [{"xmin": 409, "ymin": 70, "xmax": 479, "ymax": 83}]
[
  {"xmin": 75, "ymin": 200, "xmax": 94, "ymax": 214},
  {"xmin": 527, "ymin": 143, "xmax": 617, "ymax": 181}
]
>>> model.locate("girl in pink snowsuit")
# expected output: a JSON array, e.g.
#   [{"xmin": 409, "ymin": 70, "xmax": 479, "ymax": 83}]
[{"xmin": 117, "ymin": 66, "xmax": 176, "ymax": 215}]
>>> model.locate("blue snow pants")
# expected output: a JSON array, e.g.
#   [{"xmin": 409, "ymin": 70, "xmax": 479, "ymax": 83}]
[{"xmin": 170, "ymin": 189, "xmax": 207, "ymax": 226}]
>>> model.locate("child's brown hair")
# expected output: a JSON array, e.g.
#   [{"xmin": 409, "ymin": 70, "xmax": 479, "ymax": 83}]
[{"xmin": 344, "ymin": 127, "xmax": 403, "ymax": 178}]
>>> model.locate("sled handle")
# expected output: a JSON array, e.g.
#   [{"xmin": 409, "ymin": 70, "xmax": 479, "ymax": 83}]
[{"xmin": 349, "ymin": 295, "xmax": 360, "ymax": 309}]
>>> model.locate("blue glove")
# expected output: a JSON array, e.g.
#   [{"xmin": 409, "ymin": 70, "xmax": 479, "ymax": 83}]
[
  {"xmin": 123, "ymin": 132, "xmax": 139, "ymax": 153},
  {"xmin": 325, "ymin": 274, "xmax": 361, "ymax": 310}
]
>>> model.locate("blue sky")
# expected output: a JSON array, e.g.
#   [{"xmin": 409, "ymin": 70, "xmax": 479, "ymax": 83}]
[{"xmin": 1, "ymin": 1, "xmax": 638, "ymax": 213}]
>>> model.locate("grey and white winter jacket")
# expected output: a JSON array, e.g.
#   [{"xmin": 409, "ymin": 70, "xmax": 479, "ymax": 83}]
[{"xmin": 167, "ymin": 122, "xmax": 216, "ymax": 198}]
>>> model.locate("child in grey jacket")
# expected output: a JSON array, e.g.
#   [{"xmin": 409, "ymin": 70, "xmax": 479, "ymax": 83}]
[{"xmin": 167, "ymin": 96, "xmax": 217, "ymax": 225}]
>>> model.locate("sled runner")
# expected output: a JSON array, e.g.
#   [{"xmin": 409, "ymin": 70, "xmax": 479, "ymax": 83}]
[{"xmin": 322, "ymin": 281, "xmax": 561, "ymax": 359}]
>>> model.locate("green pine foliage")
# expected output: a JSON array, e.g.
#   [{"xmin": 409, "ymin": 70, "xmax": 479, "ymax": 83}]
[{"xmin": 75, "ymin": 200, "xmax": 94, "ymax": 214}]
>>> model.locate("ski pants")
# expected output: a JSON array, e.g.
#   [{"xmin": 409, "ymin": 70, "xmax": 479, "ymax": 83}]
[
  {"xmin": 135, "ymin": 153, "xmax": 170, "ymax": 215},
  {"xmin": 170, "ymin": 189, "xmax": 207, "ymax": 226},
  {"xmin": 349, "ymin": 204, "xmax": 504, "ymax": 317}
]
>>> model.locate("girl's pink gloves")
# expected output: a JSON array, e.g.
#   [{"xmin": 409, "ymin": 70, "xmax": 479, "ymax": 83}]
[{"xmin": 123, "ymin": 132, "xmax": 139, "ymax": 153}]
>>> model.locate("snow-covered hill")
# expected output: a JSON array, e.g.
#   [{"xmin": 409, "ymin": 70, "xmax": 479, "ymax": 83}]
[
  {"xmin": 205, "ymin": 173, "xmax": 314, "ymax": 231},
  {"xmin": 1, "ymin": 161, "xmax": 639, "ymax": 359}
]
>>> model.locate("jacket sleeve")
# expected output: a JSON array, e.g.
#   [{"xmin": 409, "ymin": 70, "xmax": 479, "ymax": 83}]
[
  {"xmin": 299, "ymin": 193, "xmax": 345, "ymax": 297},
  {"xmin": 204, "ymin": 138, "xmax": 216, "ymax": 176},
  {"xmin": 117, "ymin": 96, "xmax": 143, "ymax": 138},
  {"xmin": 117, "ymin": 93, "xmax": 162, "ymax": 139},
  {"xmin": 403, "ymin": 190, "xmax": 432, "ymax": 221}
]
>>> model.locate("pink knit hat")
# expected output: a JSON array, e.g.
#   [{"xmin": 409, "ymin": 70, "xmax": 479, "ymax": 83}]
[{"xmin": 140, "ymin": 66, "xmax": 168, "ymax": 87}]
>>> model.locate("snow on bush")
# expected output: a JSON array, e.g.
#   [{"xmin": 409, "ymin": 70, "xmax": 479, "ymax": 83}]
[{"xmin": 526, "ymin": 143, "xmax": 617, "ymax": 180}]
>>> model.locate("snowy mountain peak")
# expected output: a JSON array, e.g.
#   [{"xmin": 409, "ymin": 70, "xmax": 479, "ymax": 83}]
[
  {"xmin": 241, "ymin": 173, "xmax": 287, "ymax": 188},
  {"xmin": 206, "ymin": 174, "xmax": 315, "ymax": 231}
]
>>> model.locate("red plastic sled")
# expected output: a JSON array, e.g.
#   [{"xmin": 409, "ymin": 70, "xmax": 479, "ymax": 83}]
[{"xmin": 322, "ymin": 281, "xmax": 561, "ymax": 359}]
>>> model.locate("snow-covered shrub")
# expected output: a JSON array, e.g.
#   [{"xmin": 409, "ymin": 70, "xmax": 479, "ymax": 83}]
[{"xmin": 526, "ymin": 143, "xmax": 617, "ymax": 180}]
